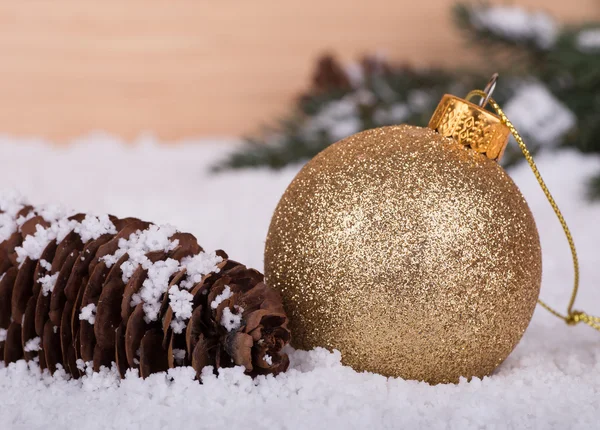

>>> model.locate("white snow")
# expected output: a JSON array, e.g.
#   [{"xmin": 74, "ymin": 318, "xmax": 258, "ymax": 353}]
[
  {"xmin": 211, "ymin": 285, "xmax": 233, "ymax": 309},
  {"xmin": 471, "ymin": 5, "xmax": 558, "ymax": 49},
  {"xmin": 38, "ymin": 273, "xmax": 59, "ymax": 297},
  {"xmin": 74, "ymin": 214, "xmax": 118, "ymax": 243},
  {"xmin": 39, "ymin": 259, "xmax": 52, "ymax": 271},
  {"xmin": 173, "ymin": 348, "xmax": 186, "ymax": 364},
  {"xmin": 168, "ymin": 285, "xmax": 194, "ymax": 333},
  {"xmin": 135, "ymin": 258, "xmax": 181, "ymax": 323},
  {"xmin": 79, "ymin": 303, "xmax": 97, "ymax": 325},
  {"xmin": 0, "ymin": 328, "xmax": 6, "ymax": 342},
  {"xmin": 0, "ymin": 137, "xmax": 599, "ymax": 429},
  {"xmin": 503, "ymin": 82, "xmax": 576, "ymax": 144},
  {"xmin": 576, "ymin": 28, "xmax": 600, "ymax": 52},
  {"xmin": 220, "ymin": 306, "xmax": 244, "ymax": 332},
  {"xmin": 23, "ymin": 337, "xmax": 42, "ymax": 352},
  {"xmin": 178, "ymin": 252, "xmax": 223, "ymax": 290}
]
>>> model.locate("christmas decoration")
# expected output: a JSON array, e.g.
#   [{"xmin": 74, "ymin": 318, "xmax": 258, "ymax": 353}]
[
  {"xmin": 0, "ymin": 196, "xmax": 290, "ymax": 378},
  {"xmin": 217, "ymin": 3, "xmax": 600, "ymax": 197},
  {"xmin": 265, "ymin": 78, "xmax": 600, "ymax": 384}
]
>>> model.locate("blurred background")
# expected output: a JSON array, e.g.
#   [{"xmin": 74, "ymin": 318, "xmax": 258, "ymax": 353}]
[{"xmin": 0, "ymin": 1, "xmax": 599, "ymax": 193}]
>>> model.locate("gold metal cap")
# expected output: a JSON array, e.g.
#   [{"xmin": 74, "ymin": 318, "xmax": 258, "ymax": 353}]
[{"xmin": 428, "ymin": 94, "xmax": 510, "ymax": 161}]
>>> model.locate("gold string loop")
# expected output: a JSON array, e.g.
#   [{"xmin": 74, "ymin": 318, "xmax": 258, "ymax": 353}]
[{"xmin": 466, "ymin": 89, "xmax": 600, "ymax": 332}]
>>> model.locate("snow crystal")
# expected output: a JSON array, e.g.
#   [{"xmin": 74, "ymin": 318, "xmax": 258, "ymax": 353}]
[
  {"xmin": 16, "ymin": 224, "xmax": 55, "ymax": 264},
  {"xmin": 79, "ymin": 303, "xmax": 97, "ymax": 325},
  {"xmin": 39, "ymin": 259, "xmax": 52, "ymax": 271},
  {"xmin": 23, "ymin": 337, "xmax": 42, "ymax": 352},
  {"xmin": 52, "ymin": 326, "xmax": 58, "ymax": 334},
  {"xmin": 178, "ymin": 252, "xmax": 223, "ymax": 290},
  {"xmin": 38, "ymin": 273, "xmax": 58, "ymax": 297},
  {"xmin": 168, "ymin": 285, "xmax": 194, "ymax": 333},
  {"xmin": 138, "ymin": 258, "xmax": 180, "ymax": 323},
  {"xmin": 76, "ymin": 359, "xmax": 86, "ymax": 372},
  {"xmin": 211, "ymin": 285, "xmax": 233, "ymax": 309},
  {"xmin": 168, "ymin": 286, "xmax": 194, "ymax": 319},
  {"xmin": 170, "ymin": 319, "xmax": 187, "ymax": 334},
  {"xmin": 221, "ymin": 306, "xmax": 243, "ymax": 332},
  {"xmin": 264, "ymin": 354, "xmax": 273, "ymax": 365},
  {"xmin": 173, "ymin": 349, "xmax": 186, "ymax": 364},
  {"xmin": 0, "ymin": 328, "xmax": 6, "ymax": 342},
  {"xmin": 74, "ymin": 214, "xmax": 117, "ymax": 243},
  {"xmin": 471, "ymin": 5, "xmax": 558, "ymax": 49},
  {"xmin": 576, "ymin": 28, "xmax": 600, "ymax": 53}
]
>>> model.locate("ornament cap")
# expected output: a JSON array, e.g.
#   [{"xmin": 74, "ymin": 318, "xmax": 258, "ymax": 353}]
[{"xmin": 428, "ymin": 94, "xmax": 510, "ymax": 161}]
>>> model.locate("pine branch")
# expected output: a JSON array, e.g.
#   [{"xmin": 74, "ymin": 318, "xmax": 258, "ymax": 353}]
[
  {"xmin": 587, "ymin": 174, "xmax": 600, "ymax": 201},
  {"xmin": 213, "ymin": 0, "xmax": 600, "ymax": 199}
]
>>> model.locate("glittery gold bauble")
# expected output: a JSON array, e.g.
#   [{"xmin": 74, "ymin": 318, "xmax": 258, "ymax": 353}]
[{"xmin": 264, "ymin": 95, "xmax": 542, "ymax": 384}]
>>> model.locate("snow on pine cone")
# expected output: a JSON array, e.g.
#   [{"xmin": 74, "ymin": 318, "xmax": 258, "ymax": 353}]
[{"xmin": 0, "ymin": 192, "xmax": 290, "ymax": 379}]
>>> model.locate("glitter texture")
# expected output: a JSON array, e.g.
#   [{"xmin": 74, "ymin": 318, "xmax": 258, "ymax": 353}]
[{"xmin": 264, "ymin": 125, "xmax": 542, "ymax": 384}]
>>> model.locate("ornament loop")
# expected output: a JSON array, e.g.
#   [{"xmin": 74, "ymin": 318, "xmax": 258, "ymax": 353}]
[{"xmin": 478, "ymin": 73, "xmax": 499, "ymax": 108}]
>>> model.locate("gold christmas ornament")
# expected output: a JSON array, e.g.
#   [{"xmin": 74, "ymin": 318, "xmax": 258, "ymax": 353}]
[{"xmin": 264, "ymin": 78, "xmax": 552, "ymax": 384}]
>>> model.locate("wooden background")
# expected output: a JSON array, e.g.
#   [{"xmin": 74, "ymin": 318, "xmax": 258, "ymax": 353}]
[{"xmin": 0, "ymin": 0, "xmax": 598, "ymax": 142}]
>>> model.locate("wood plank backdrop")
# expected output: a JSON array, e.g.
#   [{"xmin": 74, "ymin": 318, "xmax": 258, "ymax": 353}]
[{"xmin": 0, "ymin": 1, "xmax": 598, "ymax": 141}]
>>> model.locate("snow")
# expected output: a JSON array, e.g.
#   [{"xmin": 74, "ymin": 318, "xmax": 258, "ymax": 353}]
[
  {"xmin": 99, "ymin": 222, "xmax": 221, "ymax": 323},
  {"xmin": 39, "ymin": 259, "xmax": 52, "ymax": 271},
  {"xmin": 38, "ymin": 273, "xmax": 59, "ymax": 297},
  {"xmin": 23, "ymin": 337, "xmax": 42, "ymax": 352},
  {"xmin": 503, "ymin": 82, "xmax": 576, "ymax": 145},
  {"xmin": 135, "ymin": 258, "xmax": 181, "ymax": 323},
  {"xmin": 102, "ymin": 224, "xmax": 178, "ymax": 270},
  {"xmin": 471, "ymin": 5, "xmax": 558, "ymax": 49},
  {"xmin": 79, "ymin": 303, "xmax": 97, "ymax": 325},
  {"xmin": 220, "ymin": 306, "xmax": 244, "ymax": 332},
  {"xmin": 178, "ymin": 252, "xmax": 224, "ymax": 290},
  {"xmin": 0, "ymin": 136, "xmax": 599, "ymax": 428},
  {"xmin": 576, "ymin": 28, "xmax": 600, "ymax": 53},
  {"xmin": 74, "ymin": 214, "xmax": 117, "ymax": 244},
  {"xmin": 211, "ymin": 285, "xmax": 233, "ymax": 309},
  {"xmin": 168, "ymin": 286, "xmax": 194, "ymax": 333}
]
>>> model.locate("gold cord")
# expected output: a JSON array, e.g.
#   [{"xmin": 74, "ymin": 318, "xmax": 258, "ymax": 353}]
[{"xmin": 466, "ymin": 89, "xmax": 600, "ymax": 332}]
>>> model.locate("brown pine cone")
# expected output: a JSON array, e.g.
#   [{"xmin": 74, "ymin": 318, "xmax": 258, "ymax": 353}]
[
  {"xmin": 0, "ymin": 193, "xmax": 290, "ymax": 379},
  {"xmin": 310, "ymin": 54, "xmax": 352, "ymax": 94}
]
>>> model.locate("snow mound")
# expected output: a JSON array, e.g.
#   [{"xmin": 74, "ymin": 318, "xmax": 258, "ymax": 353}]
[{"xmin": 0, "ymin": 135, "xmax": 599, "ymax": 429}]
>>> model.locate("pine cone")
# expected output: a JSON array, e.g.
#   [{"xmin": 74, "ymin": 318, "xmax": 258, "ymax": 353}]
[
  {"xmin": 310, "ymin": 54, "xmax": 352, "ymax": 93},
  {"xmin": 0, "ymin": 194, "xmax": 290, "ymax": 379}
]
